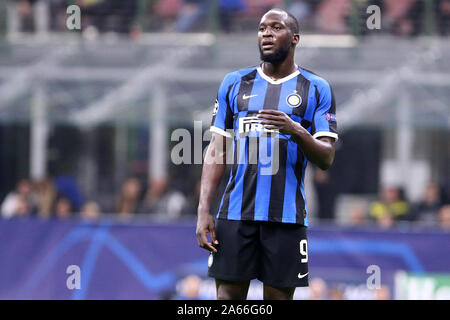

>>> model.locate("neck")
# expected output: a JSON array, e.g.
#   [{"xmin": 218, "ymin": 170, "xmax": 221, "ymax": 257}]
[{"xmin": 261, "ymin": 54, "xmax": 297, "ymax": 80}]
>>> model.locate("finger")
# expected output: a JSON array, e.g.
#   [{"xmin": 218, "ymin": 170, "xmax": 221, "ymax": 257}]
[
  {"xmin": 260, "ymin": 120, "xmax": 284, "ymax": 126},
  {"xmin": 263, "ymin": 125, "xmax": 280, "ymax": 130},
  {"xmin": 196, "ymin": 231, "xmax": 204, "ymax": 247},
  {"xmin": 257, "ymin": 109, "xmax": 286, "ymax": 117},
  {"xmin": 257, "ymin": 114, "xmax": 282, "ymax": 120},
  {"xmin": 258, "ymin": 109, "xmax": 284, "ymax": 115},
  {"xmin": 205, "ymin": 243, "xmax": 217, "ymax": 252},
  {"xmin": 210, "ymin": 228, "xmax": 219, "ymax": 245},
  {"xmin": 201, "ymin": 230, "xmax": 217, "ymax": 252}
]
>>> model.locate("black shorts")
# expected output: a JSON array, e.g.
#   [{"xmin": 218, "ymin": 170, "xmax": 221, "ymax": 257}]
[{"xmin": 207, "ymin": 219, "xmax": 309, "ymax": 288}]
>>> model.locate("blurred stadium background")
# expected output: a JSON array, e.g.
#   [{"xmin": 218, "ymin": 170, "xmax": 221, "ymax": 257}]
[{"xmin": 0, "ymin": 0, "xmax": 449, "ymax": 300}]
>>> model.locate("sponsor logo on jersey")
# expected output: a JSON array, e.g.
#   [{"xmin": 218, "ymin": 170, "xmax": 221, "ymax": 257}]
[
  {"xmin": 242, "ymin": 94, "xmax": 258, "ymax": 100},
  {"xmin": 238, "ymin": 116, "xmax": 278, "ymax": 134}
]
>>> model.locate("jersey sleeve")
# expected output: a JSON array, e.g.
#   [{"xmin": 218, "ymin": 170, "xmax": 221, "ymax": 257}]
[
  {"xmin": 311, "ymin": 81, "xmax": 338, "ymax": 140},
  {"xmin": 210, "ymin": 73, "xmax": 235, "ymax": 138}
]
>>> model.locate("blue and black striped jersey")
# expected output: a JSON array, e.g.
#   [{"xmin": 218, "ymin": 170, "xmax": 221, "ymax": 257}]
[{"xmin": 210, "ymin": 65, "xmax": 338, "ymax": 226}]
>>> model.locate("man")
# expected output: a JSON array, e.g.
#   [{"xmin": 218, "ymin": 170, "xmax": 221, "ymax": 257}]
[{"xmin": 196, "ymin": 8, "xmax": 337, "ymax": 300}]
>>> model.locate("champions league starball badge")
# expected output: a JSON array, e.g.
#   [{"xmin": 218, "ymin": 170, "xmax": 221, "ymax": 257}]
[{"xmin": 212, "ymin": 99, "xmax": 219, "ymax": 115}]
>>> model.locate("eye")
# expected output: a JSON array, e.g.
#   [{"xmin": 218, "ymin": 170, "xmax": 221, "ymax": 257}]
[
  {"xmin": 259, "ymin": 26, "xmax": 265, "ymax": 32},
  {"xmin": 274, "ymin": 25, "xmax": 281, "ymax": 31}
]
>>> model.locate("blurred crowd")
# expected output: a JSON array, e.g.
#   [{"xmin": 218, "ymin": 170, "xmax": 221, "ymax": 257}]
[
  {"xmin": 9, "ymin": 0, "xmax": 450, "ymax": 36},
  {"xmin": 0, "ymin": 174, "xmax": 200, "ymax": 222},
  {"xmin": 309, "ymin": 163, "xmax": 450, "ymax": 231},
  {"xmin": 1, "ymin": 173, "xmax": 449, "ymax": 231},
  {"xmin": 340, "ymin": 182, "xmax": 450, "ymax": 230}
]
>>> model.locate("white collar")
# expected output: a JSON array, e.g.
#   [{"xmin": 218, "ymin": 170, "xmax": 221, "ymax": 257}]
[{"xmin": 256, "ymin": 65, "xmax": 300, "ymax": 85}]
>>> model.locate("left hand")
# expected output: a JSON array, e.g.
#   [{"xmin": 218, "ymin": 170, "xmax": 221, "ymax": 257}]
[{"xmin": 257, "ymin": 109, "xmax": 302, "ymax": 135}]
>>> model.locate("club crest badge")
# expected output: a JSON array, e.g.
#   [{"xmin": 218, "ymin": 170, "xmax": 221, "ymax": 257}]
[{"xmin": 286, "ymin": 93, "xmax": 302, "ymax": 108}]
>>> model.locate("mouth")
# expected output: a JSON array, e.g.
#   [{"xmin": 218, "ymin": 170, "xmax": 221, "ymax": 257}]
[{"xmin": 261, "ymin": 41, "xmax": 274, "ymax": 50}]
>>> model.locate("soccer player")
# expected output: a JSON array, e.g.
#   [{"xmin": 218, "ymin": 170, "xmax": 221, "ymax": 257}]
[{"xmin": 196, "ymin": 8, "xmax": 338, "ymax": 300}]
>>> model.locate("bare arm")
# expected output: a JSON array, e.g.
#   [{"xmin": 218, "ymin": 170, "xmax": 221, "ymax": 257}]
[
  {"xmin": 196, "ymin": 133, "xmax": 228, "ymax": 252},
  {"xmin": 290, "ymin": 128, "xmax": 336, "ymax": 170},
  {"xmin": 258, "ymin": 109, "xmax": 336, "ymax": 170}
]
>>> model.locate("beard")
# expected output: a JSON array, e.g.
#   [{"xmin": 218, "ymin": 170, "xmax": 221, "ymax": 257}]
[{"xmin": 259, "ymin": 42, "xmax": 291, "ymax": 64}]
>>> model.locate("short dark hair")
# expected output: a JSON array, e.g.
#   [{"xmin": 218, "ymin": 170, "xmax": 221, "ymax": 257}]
[
  {"xmin": 285, "ymin": 11, "xmax": 300, "ymax": 34},
  {"xmin": 266, "ymin": 8, "xmax": 300, "ymax": 34}
]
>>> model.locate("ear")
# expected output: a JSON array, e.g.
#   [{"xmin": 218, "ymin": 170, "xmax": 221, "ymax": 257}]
[{"xmin": 292, "ymin": 34, "xmax": 300, "ymax": 46}]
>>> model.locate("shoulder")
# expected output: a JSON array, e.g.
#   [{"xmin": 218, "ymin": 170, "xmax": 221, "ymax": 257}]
[
  {"xmin": 299, "ymin": 67, "xmax": 331, "ymax": 91},
  {"xmin": 221, "ymin": 66, "xmax": 258, "ymax": 86}
]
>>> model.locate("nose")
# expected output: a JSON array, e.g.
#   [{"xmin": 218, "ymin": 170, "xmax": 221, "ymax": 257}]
[{"xmin": 263, "ymin": 27, "xmax": 272, "ymax": 37}]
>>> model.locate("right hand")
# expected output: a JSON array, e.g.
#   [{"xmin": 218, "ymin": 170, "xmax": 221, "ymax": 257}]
[{"xmin": 196, "ymin": 210, "xmax": 219, "ymax": 253}]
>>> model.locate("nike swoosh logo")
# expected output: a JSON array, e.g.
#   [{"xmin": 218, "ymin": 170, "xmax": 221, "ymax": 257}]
[
  {"xmin": 242, "ymin": 94, "xmax": 258, "ymax": 100},
  {"xmin": 298, "ymin": 272, "xmax": 308, "ymax": 279}
]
